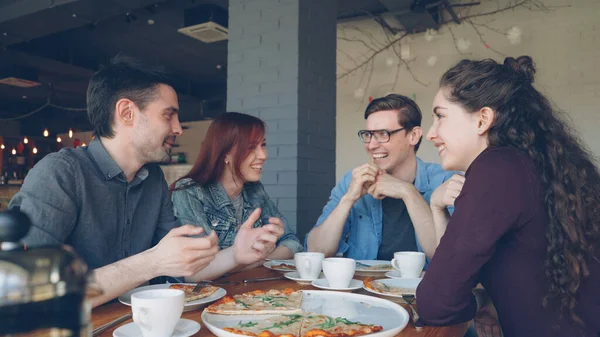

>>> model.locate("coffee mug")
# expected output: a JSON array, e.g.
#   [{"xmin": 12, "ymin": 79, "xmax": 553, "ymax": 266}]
[
  {"xmin": 322, "ymin": 257, "xmax": 355, "ymax": 288},
  {"xmin": 294, "ymin": 252, "xmax": 324, "ymax": 280},
  {"xmin": 131, "ymin": 289, "xmax": 185, "ymax": 337},
  {"xmin": 391, "ymin": 251, "xmax": 426, "ymax": 278}
]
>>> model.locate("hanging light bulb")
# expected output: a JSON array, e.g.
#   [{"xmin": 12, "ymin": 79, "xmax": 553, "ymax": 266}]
[
  {"xmin": 0, "ymin": 144, "xmax": 5, "ymax": 150},
  {"xmin": 56, "ymin": 136, "xmax": 62, "ymax": 143},
  {"xmin": 23, "ymin": 137, "xmax": 29, "ymax": 144},
  {"xmin": 11, "ymin": 148, "xmax": 16, "ymax": 155},
  {"xmin": 33, "ymin": 147, "xmax": 38, "ymax": 154},
  {"xmin": 68, "ymin": 128, "xmax": 73, "ymax": 138},
  {"xmin": 43, "ymin": 128, "xmax": 49, "ymax": 137}
]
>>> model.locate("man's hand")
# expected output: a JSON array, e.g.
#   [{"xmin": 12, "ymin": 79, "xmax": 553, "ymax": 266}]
[
  {"xmin": 345, "ymin": 162, "xmax": 381, "ymax": 203},
  {"xmin": 366, "ymin": 171, "xmax": 414, "ymax": 200},
  {"xmin": 149, "ymin": 225, "xmax": 219, "ymax": 277},
  {"xmin": 233, "ymin": 208, "xmax": 284, "ymax": 265},
  {"xmin": 430, "ymin": 174, "xmax": 465, "ymax": 211}
]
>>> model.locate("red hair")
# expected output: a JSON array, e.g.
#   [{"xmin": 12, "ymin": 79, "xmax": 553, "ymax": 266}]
[{"xmin": 171, "ymin": 112, "xmax": 265, "ymax": 191}]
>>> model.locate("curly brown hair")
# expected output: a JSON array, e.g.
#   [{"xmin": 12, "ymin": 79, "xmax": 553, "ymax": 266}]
[{"xmin": 440, "ymin": 56, "xmax": 600, "ymax": 324}]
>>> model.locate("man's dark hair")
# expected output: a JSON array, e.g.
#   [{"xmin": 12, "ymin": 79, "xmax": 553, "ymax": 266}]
[
  {"xmin": 364, "ymin": 94, "xmax": 423, "ymax": 151},
  {"xmin": 86, "ymin": 55, "xmax": 175, "ymax": 138}
]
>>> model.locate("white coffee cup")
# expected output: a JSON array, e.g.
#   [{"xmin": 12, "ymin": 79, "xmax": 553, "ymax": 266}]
[
  {"xmin": 294, "ymin": 252, "xmax": 324, "ymax": 280},
  {"xmin": 391, "ymin": 251, "xmax": 426, "ymax": 278},
  {"xmin": 131, "ymin": 289, "xmax": 185, "ymax": 337},
  {"xmin": 322, "ymin": 257, "xmax": 355, "ymax": 288}
]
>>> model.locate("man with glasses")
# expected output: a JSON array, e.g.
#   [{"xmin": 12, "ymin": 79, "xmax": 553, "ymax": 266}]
[{"xmin": 305, "ymin": 94, "xmax": 455, "ymax": 261}]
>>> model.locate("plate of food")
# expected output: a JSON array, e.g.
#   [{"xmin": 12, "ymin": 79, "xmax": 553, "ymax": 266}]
[
  {"xmin": 362, "ymin": 277, "xmax": 422, "ymax": 298},
  {"xmin": 201, "ymin": 288, "xmax": 409, "ymax": 337},
  {"xmin": 118, "ymin": 283, "xmax": 226, "ymax": 312},
  {"xmin": 263, "ymin": 260, "xmax": 296, "ymax": 272},
  {"xmin": 355, "ymin": 260, "xmax": 394, "ymax": 273}
]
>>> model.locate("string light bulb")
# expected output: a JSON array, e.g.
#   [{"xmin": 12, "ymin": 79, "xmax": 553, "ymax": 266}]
[
  {"xmin": 82, "ymin": 142, "xmax": 87, "ymax": 147},
  {"xmin": 0, "ymin": 144, "xmax": 4, "ymax": 150},
  {"xmin": 33, "ymin": 147, "xmax": 38, "ymax": 154},
  {"xmin": 23, "ymin": 137, "xmax": 29, "ymax": 144},
  {"xmin": 11, "ymin": 148, "xmax": 16, "ymax": 155},
  {"xmin": 56, "ymin": 136, "xmax": 62, "ymax": 143},
  {"xmin": 43, "ymin": 128, "xmax": 49, "ymax": 137},
  {"xmin": 68, "ymin": 128, "xmax": 73, "ymax": 138}
]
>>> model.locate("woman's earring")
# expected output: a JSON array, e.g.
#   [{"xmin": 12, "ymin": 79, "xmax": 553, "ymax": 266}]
[{"xmin": 225, "ymin": 160, "xmax": 229, "ymax": 164}]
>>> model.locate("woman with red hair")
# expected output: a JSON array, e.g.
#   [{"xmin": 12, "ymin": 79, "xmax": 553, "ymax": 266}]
[{"xmin": 171, "ymin": 112, "xmax": 302, "ymax": 279}]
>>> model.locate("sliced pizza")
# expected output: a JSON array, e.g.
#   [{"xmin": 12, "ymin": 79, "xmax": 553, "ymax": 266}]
[
  {"xmin": 220, "ymin": 313, "xmax": 383, "ymax": 337},
  {"xmin": 169, "ymin": 284, "xmax": 219, "ymax": 302},
  {"xmin": 271, "ymin": 263, "xmax": 296, "ymax": 271},
  {"xmin": 222, "ymin": 314, "xmax": 304, "ymax": 337},
  {"xmin": 357, "ymin": 264, "xmax": 393, "ymax": 271},
  {"xmin": 300, "ymin": 313, "xmax": 383, "ymax": 337},
  {"xmin": 206, "ymin": 288, "xmax": 303, "ymax": 315},
  {"xmin": 363, "ymin": 277, "xmax": 416, "ymax": 296}
]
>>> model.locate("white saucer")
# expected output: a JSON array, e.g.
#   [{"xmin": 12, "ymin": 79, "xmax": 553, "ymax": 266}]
[
  {"xmin": 284, "ymin": 271, "xmax": 323, "ymax": 284},
  {"xmin": 311, "ymin": 278, "xmax": 363, "ymax": 291},
  {"xmin": 385, "ymin": 270, "xmax": 426, "ymax": 279},
  {"xmin": 113, "ymin": 318, "xmax": 200, "ymax": 337}
]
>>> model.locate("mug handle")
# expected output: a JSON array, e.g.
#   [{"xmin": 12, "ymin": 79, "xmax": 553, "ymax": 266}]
[
  {"xmin": 391, "ymin": 258, "xmax": 401, "ymax": 271},
  {"xmin": 133, "ymin": 307, "xmax": 151, "ymax": 330}
]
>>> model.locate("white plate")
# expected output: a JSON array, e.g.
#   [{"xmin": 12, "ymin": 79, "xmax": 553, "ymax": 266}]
[
  {"xmin": 311, "ymin": 278, "xmax": 363, "ymax": 291},
  {"xmin": 385, "ymin": 270, "xmax": 426, "ymax": 279},
  {"xmin": 355, "ymin": 260, "xmax": 394, "ymax": 273},
  {"xmin": 201, "ymin": 290, "xmax": 409, "ymax": 337},
  {"xmin": 118, "ymin": 283, "xmax": 226, "ymax": 312},
  {"xmin": 113, "ymin": 318, "xmax": 200, "ymax": 337},
  {"xmin": 284, "ymin": 271, "xmax": 323, "ymax": 284},
  {"xmin": 362, "ymin": 278, "xmax": 422, "ymax": 298},
  {"xmin": 263, "ymin": 260, "xmax": 296, "ymax": 272}
]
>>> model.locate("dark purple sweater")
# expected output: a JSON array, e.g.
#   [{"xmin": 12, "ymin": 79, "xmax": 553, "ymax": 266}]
[{"xmin": 416, "ymin": 147, "xmax": 600, "ymax": 337}]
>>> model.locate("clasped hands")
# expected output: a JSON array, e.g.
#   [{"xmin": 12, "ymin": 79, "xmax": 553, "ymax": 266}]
[{"xmin": 346, "ymin": 162, "xmax": 413, "ymax": 202}]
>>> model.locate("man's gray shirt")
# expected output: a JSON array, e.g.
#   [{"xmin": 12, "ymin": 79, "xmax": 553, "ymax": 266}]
[{"xmin": 9, "ymin": 138, "xmax": 179, "ymax": 270}]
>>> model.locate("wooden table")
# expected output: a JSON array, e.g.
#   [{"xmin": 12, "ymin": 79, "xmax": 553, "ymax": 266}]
[{"xmin": 92, "ymin": 267, "xmax": 469, "ymax": 337}]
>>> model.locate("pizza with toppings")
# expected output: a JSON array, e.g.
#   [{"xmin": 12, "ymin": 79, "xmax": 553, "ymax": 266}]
[
  {"xmin": 220, "ymin": 312, "xmax": 383, "ymax": 337},
  {"xmin": 223, "ymin": 314, "xmax": 304, "ymax": 337},
  {"xmin": 300, "ymin": 313, "xmax": 384, "ymax": 337},
  {"xmin": 363, "ymin": 277, "xmax": 416, "ymax": 296},
  {"xmin": 206, "ymin": 288, "xmax": 303, "ymax": 315},
  {"xmin": 168, "ymin": 284, "xmax": 219, "ymax": 302},
  {"xmin": 270, "ymin": 263, "xmax": 296, "ymax": 271}
]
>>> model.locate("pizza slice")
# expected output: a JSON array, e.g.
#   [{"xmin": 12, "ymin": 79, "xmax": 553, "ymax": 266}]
[
  {"xmin": 206, "ymin": 289, "xmax": 303, "ymax": 315},
  {"xmin": 357, "ymin": 264, "xmax": 393, "ymax": 271},
  {"xmin": 271, "ymin": 263, "xmax": 296, "ymax": 271},
  {"xmin": 222, "ymin": 314, "xmax": 304, "ymax": 337},
  {"xmin": 300, "ymin": 313, "xmax": 383, "ymax": 337},
  {"xmin": 363, "ymin": 277, "xmax": 416, "ymax": 296},
  {"xmin": 168, "ymin": 284, "xmax": 219, "ymax": 302}
]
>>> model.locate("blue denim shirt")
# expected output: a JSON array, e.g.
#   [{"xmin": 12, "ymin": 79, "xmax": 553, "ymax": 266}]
[
  {"xmin": 305, "ymin": 158, "xmax": 455, "ymax": 260},
  {"xmin": 172, "ymin": 179, "xmax": 303, "ymax": 253}
]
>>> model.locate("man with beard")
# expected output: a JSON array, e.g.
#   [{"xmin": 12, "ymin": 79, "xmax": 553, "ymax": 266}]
[{"xmin": 9, "ymin": 56, "xmax": 282, "ymax": 307}]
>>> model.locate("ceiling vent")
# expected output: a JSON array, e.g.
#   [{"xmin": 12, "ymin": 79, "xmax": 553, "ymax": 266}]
[
  {"xmin": 178, "ymin": 4, "xmax": 228, "ymax": 43},
  {"xmin": 0, "ymin": 66, "xmax": 40, "ymax": 88}
]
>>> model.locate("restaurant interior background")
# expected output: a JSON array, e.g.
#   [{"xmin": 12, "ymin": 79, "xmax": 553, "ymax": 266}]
[{"xmin": 1, "ymin": 0, "xmax": 598, "ymax": 237}]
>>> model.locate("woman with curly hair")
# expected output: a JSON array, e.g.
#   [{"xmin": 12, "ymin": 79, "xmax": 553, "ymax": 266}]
[{"xmin": 416, "ymin": 56, "xmax": 600, "ymax": 336}]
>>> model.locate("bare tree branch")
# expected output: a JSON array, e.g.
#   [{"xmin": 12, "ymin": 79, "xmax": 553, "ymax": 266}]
[
  {"xmin": 337, "ymin": 0, "xmax": 565, "ymax": 86},
  {"xmin": 337, "ymin": 32, "xmax": 410, "ymax": 80},
  {"xmin": 466, "ymin": 19, "xmax": 505, "ymax": 57}
]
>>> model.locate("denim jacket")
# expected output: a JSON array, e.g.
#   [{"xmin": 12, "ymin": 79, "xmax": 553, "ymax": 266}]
[
  {"xmin": 304, "ymin": 158, "xmax": 455, "ymax": 260},
  {"xmin": 172, "ymin": 179, "xmax": 303, "ymax": 253}
]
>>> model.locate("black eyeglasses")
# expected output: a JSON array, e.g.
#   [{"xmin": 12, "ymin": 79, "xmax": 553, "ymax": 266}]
[{"xmin": 357, "ymin": 128, "xmax": 405, "ymax": 143}]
